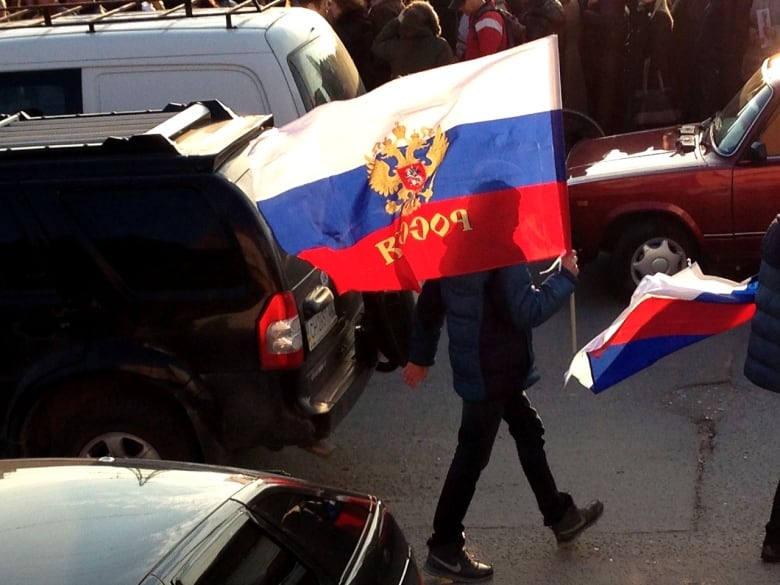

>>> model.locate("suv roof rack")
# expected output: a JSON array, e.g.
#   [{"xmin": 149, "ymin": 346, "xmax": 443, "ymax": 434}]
[
  {"xmin": 0, "ymin": 0, "xmax": 283, "ymax": 31},
  {"xmin": 0, "ymin": 100, "xmax": 272, "ymax": 167}
]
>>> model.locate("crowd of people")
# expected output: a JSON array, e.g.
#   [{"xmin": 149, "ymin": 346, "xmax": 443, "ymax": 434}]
[
  {"xmin": 286, "ymin": 0, "xmax": 779, "ymax": 136},
  {"xmin": 4, "ymin": 0, "xmax": 778, "ymax": 137}
]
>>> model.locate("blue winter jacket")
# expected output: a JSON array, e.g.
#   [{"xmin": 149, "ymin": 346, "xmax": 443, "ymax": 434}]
[
  {"xmin": 407, "ymin": 263, "xmax": 577, "ymax": 401},
  {"xmin": 745, "ymin": 214, "xmax": 780, "ymax": 393}
]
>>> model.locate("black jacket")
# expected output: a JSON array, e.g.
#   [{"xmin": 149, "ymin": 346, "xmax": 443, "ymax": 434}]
[{"xmin": 744, "ymin": 214, "xmax": 780, "ymax": 393}]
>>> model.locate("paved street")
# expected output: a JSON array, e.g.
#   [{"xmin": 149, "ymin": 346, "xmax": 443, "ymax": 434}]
[{"xmin": 233, "ymin": 258, "xmax": 779, "ymax": 585}]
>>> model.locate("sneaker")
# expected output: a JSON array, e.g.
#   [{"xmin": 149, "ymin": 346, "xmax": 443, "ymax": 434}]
[
  {"xmin": 762, "ymin": 541, "xmax": 780, "ymax": 563},
  {"xmin": 425, "ymin": 544, "xmax": 494, "ymax": 582},
  {"xmin": 552, "ymin": 499, "xmax": 604, "ymax": 544}
]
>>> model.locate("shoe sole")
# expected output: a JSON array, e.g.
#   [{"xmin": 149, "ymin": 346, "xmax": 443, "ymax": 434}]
[
  {"xmin": 555, "ymin": 502, "xmax": 604, "ymax": 545},
  {"xmin": 424, "ymin": 562, "xmax": 494, "ymax": 583}
]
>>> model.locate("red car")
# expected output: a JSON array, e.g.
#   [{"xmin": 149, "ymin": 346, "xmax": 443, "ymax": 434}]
[{"xmin": 567, "ymin": 53, "xmax": 780, "ymax": 297}]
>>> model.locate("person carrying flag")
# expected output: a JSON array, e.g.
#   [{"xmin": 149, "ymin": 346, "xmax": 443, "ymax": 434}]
[
  {"xmin": 401, "ymin": 251, "xmax": 604, "ymax": 581},
  {"xmin": 744, "ymin": 213, "xmax": 780, "ymax": 564}
]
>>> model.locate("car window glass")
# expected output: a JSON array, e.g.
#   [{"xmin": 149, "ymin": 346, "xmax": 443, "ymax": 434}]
[
  {"xmin": 93, "ymin": 68, "xmax": 271, "ymax": 114},
  {"xmin": 0, "ymin": 196, "xmax": 52, "ymax": 293},
  {"xmin": 0, "ymin": 69, "xmax": 82, "ymax": 116},
  {"xmin": 712, "ymin": 72, "xmax": 772, "ymax": 156},
  {"xmin": 176, "ymin": 510, "xmax": 317, "ymax": 585},
  {"xmin": 250, "ymin": 490, "xmax": 369, "ymax": 580},
  {"xmin": 60, "ymin": 187, "xmax": 247, "ymax": 294},
  {"xmin": 287, "ymin": 34, "xmax": 364, "ymax": 112}
]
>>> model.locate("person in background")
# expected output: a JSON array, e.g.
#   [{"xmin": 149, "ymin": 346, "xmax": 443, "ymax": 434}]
[
  {"xmin": 329, "ymin": 0, "xmax": 388, "ymax": 89},
  {"xmin": 623, "ymin": 0, "xmax": 676, "ymax": 130},
  {"xmin": 372, "ymin": 0, "xmax": 455, "ymax": 78},
  {"xmin": 692, "ymin": 0, "xmax": 751, "ymax": 119},
  {"xmin": 507, "ymin": 0, "xmax": 565, "ymax": 47},
  {"xmin": 744, "ymin": 213, "xmax": 780, "ymax": 564},
  {"xmin": 669, "ymin": 0, "xmax": 707, "ymax": 121},
  {"xmin": 429, "ymin": 0, "xmax": 460, "ymax": 51},
  {"xmin": 368, "ymin": 0, "xmax": 404, "ymax": 32},
  {"xmin": 579, "ymin": 0, "xmax": 628, "ymax": 133},
  {"xmin": 402, "ymin": 252, "xmax": 604, "ymax": 581},
  {"xmin": 450, "ymin": 0, "xmax": 508, "ymax": 59},
  {"xmin": 560, "ymin": 0, "xmax": 588, "ymax": 112}
]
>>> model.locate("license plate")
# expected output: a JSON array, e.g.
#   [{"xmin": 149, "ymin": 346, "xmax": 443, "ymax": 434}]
[{"xmin": 305, "ymin": 301, "xmax": 337, "ymax": 351}]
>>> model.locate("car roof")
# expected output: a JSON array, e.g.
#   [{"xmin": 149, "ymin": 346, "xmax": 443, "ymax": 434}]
[
  {"xmin": 0, "ymin": 2, "xmax": 285, "ymax": 36},
  {"xmin": 0, "ymin": 2, "xmax": 324, "ymax": 67},
  {"xmin": 0, "ymin": 101, "xmax": 272, "ymax": 172},
  {"xmin": 0, "ymin": 458, "xmax": 277, "ymax": 584}
]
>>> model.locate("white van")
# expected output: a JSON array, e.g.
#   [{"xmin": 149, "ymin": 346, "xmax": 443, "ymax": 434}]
[{"xmin": 0, "ymin": 1, "xmax": 364, "ymax": 124}]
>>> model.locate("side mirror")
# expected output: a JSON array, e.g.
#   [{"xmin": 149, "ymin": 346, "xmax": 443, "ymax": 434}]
[{"xmin": 748, "ymin": 141, "xmax": 768, "ymax": 163}]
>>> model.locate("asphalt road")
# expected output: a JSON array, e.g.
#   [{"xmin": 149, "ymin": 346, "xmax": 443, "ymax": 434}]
[{"xmin": 233, "ymin": 257, "xmax": 779, "ymax": 585}]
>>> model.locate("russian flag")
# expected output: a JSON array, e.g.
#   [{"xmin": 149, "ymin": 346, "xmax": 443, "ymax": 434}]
[
  {"xmin": 566, "ymin": 264, "xmax": 757, "ymax": 393},
  {"xmin": 247, "ymin": 36, "xmax": 569, "ymax": 292}
]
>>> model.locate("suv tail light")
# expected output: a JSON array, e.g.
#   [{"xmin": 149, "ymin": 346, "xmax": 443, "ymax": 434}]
[{"xmin": 257, "ymin": 292, "xmax": 304, "ymax": 370}]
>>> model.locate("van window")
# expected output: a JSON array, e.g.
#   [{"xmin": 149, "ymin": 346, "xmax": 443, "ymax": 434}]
[
  {"xmin": 288, "ymin": 35, "xmax": 363, "ymax": 111},
  {"xmin": 93, "ymin": 68, "xmax": 271, "ymax": 115},
  {"xmin": 0, "ymin": 70, "xmax": 82, "ymax": 116}
]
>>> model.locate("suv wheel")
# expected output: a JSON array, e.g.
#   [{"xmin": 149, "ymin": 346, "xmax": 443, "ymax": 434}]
[
  {"xmin": 22, "ymin": 378, "xmax": 202, "ymax": 461},
  {"xmin": 611, "ymin": 219, "xmax": 696, "ymax": 298}
]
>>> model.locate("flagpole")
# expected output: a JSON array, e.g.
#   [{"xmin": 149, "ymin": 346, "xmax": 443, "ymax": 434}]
[{"xmin": 570, "ymin": 293, "xmax": 576, "ymax": 355}]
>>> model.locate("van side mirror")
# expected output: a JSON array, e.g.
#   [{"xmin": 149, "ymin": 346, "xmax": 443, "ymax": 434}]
[{"xmin": 748, "ymin": 141, "xmax": 768, "ymax": 163}]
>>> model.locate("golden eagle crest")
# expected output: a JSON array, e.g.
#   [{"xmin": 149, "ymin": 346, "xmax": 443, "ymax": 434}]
[{"xmin": 366, "ymin": 123, "xmax": 449, "ymax": 216}]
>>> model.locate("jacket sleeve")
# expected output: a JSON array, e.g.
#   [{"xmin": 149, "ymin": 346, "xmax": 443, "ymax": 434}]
[
  {"xmin": 474, "ymin": 11, "xmax": 505, "ymax": 56},
  {"xmin": 498, "ymin": 263, "xmax": 577, "ymax": 330},
  {"xmin": 407, "ymin": 279, "xmax": 445, "ymax": 366},
  {"xmin": 434, "ymin": 38, "xmax": 456, "ymax": 67}
]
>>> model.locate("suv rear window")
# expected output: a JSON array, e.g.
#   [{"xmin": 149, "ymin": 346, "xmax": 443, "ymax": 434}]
[
  {"xmin": 61, "ymin": 186, "xmax": 248, "ymax": 295},
  {"xmin": 0, "ymin": 196, "xmax": 53, "ymax": 293},
  {"xmin": 0, "ymin": 69, "xmax": 82, "ymax": 116}
]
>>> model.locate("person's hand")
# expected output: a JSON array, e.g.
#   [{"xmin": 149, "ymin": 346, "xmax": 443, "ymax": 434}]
[
  {"xmin": 402, "ymin": 362, "xmax": 428, "ymax": 389},
  {"xmin": 560, "ymin": 249, "xmax": 579, "ymax": 277}
]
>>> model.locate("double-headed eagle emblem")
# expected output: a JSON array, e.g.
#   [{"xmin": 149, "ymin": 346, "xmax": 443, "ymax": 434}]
[{"xmin": 366, "ymin": 123, "xmax": 449, "ymax": 216}]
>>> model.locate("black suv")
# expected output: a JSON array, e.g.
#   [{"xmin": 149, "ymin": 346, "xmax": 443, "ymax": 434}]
[{"xmin": 0, "ymin": 101, "xmax": 410, "ymax": 463}]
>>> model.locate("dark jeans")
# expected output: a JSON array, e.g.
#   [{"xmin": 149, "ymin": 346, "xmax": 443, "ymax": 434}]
[
  {"xmin": 766, "ymin": 479, "xmax": 780, "ymax": 545},
  {"xmin": 429, "ymin": 389, "xmax": 573, "ymax": 548}
]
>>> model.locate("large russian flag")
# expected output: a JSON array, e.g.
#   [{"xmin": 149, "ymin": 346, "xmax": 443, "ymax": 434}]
[
  {"xmin": 566, "ymin": 264, "xmax": 757, "ymax": 393},
  {"xmin": 248, "ymin": 36, "xmax": 569, "ymax": 292}
]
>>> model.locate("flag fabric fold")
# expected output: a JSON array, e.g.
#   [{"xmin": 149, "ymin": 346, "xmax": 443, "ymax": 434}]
[
  {"xmin": 247, "ymin": 36, "xmax": 570, "ymax": 292},
  {"xmin": 566, "ymin": 264, "xmax": 757, "ymax": 393}
]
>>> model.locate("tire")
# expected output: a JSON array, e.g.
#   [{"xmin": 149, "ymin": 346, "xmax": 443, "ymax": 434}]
[
  {"xmin": 611, "ymin": 219, "xmax": 697, "ymax": 298},
  {"xmin": 22, "ymin": 378, "xmax": 202, "ymax": 462}
]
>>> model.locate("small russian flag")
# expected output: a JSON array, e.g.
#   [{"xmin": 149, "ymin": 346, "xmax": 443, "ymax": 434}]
[{"xmin": 566, "ymin": 263, "xmax": 757, "ymax": 393}]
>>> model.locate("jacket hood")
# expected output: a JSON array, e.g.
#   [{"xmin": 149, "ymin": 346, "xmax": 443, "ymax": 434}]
[{"xmin": 399, "ymin": 1, "xmax": 441, "ymax": 37}]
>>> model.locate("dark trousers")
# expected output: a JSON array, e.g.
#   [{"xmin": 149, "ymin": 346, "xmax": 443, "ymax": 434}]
[
  {"xmin": 766, "ymin": 479, "xmax": 780, "ymax": 545},
  {"xmin": 429, "ymin": 389, "xmax": 573, "ymax": 547}
]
